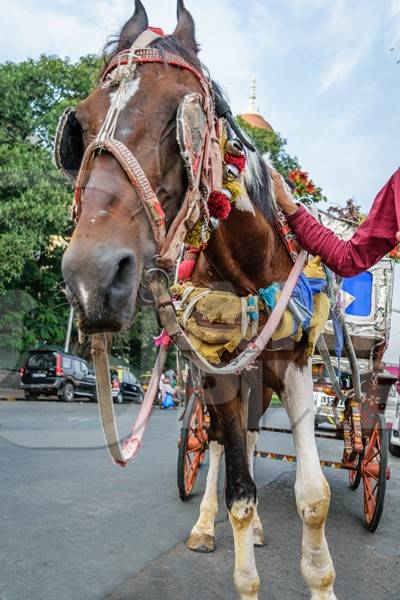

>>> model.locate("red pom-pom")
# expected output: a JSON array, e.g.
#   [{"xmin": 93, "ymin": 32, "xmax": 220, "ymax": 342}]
[
  {"xmin": 224, "ymin": 152, "xmax": 247, "ymax": 173},
  {"xmin": 208, "ymin": 191, "xmax": 232, "ymax": 220}
]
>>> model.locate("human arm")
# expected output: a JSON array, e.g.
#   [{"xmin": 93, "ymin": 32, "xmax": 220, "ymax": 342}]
[{"xmin": 271, "ymin": 169, "xmax": 400, "ymax": 277}]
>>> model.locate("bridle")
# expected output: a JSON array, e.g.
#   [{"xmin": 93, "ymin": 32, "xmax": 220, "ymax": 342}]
[{"xmin": 73, "ymin": 30, "xmax": 222, "ymax": 270}]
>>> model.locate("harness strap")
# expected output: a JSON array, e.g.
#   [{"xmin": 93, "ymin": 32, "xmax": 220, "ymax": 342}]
[
  {"xmin": 92, "ymin": 334, "xmax": 168, "ymax": 466},
  {"xmin": 74, "ymin": 138, "xmax": 166, "ymax": 247}
]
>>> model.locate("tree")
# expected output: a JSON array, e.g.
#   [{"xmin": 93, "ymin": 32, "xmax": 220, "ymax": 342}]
[
  {"xmin": 236, "ymin": 117, "xmax": 326, "ymax": 204},
  {"xmin": 0, "ymin": 54, "xmax": 171, "ymax": 371},
  {"xmin": 0, "ymin": 55, "xmax": 100, "ymax": 355}
]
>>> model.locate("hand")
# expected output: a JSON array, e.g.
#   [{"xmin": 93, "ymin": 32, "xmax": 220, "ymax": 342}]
[
  {"xmin": 270, "ymin": 169, "xmax": 299, "ymax": 216},
  {"xmin": 397, "ymin": 231, "xmax": 400, "ymax": 243}
]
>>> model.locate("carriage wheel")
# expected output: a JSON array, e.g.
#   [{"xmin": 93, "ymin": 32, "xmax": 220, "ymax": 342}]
[
  {"xmin": 348, "ymin": 453, "xmax": 362, "ymax": 491},
  {"xmin": 177, "ymin": 392, "xmax": 208, "ymax": 501},
  {"xmin": 361, "ymin": 413, "xmax": 390, "ymax": 532}
]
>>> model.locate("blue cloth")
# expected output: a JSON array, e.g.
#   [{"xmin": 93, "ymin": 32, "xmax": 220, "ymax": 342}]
[
  {"xmin": 260, "ymin": 275, "xmax": 326, "ymax": 332},
  {"xmin": 331, "ymin": 312, "xmax": 344, "ymax": 360},
  {"xmin": 291, "ymin": 274, "xmax": 327, "ymax": 330},
  {"xmin": 259, "ymin": 284, "xmax": 280, "ymax": 310},
  {"xmin": 162, "ymin": 392, "xmax": 175, "ymax": 409}
]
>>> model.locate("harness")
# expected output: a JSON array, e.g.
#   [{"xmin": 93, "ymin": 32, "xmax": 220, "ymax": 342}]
[
  {"xmin": 56, "ymin": 29, "xmax": 222, "ymax": 270},
  {"xmin": 54, "ymin": 29, "xmax": 308, "ymax": 466}
]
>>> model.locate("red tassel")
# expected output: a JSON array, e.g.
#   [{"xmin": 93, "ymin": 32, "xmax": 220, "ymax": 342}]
[
  {"xmin": 178, "ymin": 259, "xmax": 196, "ymax": 281},
  {"xmin": 178, "ymin": 247, "xmax": 200, "ymax": 282},
  {"xmin": 208, "ymin": 191, "xmax": 232, "ymax": 220},
  {"xmin": 148, "ymin": 27, "xmax": 165, "ymax": 36},
  {"xmin": 154, "ymin": 330, "xmax": 171, "ymax": 349},
  {"xmin": 224, "ymin": 152, "xmax": 246, "ymax": 173}
]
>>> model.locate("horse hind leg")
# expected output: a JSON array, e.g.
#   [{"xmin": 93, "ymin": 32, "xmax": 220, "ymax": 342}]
[
  {"xmin": 247, "ymin": 430, "xmax": 265, "ymax": 547},
  {"xmin": 283, "ymin": 362, "xmax": 337, "ymax": 600},
  {"xmin": 187, "ymin": 440, "xmax": 224, "ymax": 553}
]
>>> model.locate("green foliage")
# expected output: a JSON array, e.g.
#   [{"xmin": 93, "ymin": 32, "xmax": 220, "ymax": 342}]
[
  {"xmin": 236, "ymin": 116, "xmax": 300, "ymax": 176},
  {"xmin": 236, "ymin": 117, "xmax": 325, "ymax": 204},
  {"xmin": 0, "ymin": 55, "xmax": 100, "ymax": 355}
]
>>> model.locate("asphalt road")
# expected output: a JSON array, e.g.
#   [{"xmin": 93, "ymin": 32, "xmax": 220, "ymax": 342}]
[{"xmin": 0, "ymin": 400, "xmax": 399, "ymax": 600}]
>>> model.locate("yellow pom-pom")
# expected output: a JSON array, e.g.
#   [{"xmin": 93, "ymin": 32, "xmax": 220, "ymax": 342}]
[
  {"xmin": 185, "ymin": 221, "xmax": 210, "ymax": 248},
  {"xmin": 225, "ymin": 179, "xmax": 244, "ymax": 201}
]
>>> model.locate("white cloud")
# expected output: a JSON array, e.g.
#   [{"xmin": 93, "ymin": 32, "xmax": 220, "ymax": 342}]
[{"xmin": 319, "ymin": 1, "xmax": 384, "ymax": 91}]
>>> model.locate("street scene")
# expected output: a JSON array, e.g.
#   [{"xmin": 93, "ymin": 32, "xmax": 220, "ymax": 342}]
[
  {"xmin": 1, "ymin": 1, "xmax": 400, "ymax": 599},
  {"xmin": 1, "ymin": 400, "xmax": 399, "ymax": 600}
]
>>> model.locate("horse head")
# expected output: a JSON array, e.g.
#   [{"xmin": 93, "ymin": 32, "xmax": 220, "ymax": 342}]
[{"xmin": 62, "ymin": 0, "xmax": 204, "ymax": 334}]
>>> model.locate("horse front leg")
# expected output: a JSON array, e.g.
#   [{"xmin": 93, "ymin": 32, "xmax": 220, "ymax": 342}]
[
  {"xmin": 246, "ymin": 430, "xmax": 264, "ymax": 547},
  {"xmin": 187, "ymin": 438, "xmax": 224, "ymax": 553},
  {"xmin": 225, "ymin": 409, "xmax": 260, "ymax": 600},
  {"xmin": 283, "ymin": 362, "xmax": 337, "ymax": 600}
]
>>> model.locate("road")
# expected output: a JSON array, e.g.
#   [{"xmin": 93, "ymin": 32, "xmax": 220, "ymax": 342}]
[{"xmin": 0, "ymin": 400, "xmax": 399, "ymax": 600}]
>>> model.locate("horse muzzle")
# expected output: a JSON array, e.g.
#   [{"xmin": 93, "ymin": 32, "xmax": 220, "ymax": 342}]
[{"xmin": 62, "ymin": 243, "xmax": 139, "ymax": 333}]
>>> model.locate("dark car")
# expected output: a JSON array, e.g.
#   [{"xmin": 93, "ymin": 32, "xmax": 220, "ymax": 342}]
[
  {"xmin": 110, "ymin": 367, "xmax": 144, "ymax": 404},
  {"xmin": 20, "ymin": 348, "xmax": 97, "ymax": 402}
]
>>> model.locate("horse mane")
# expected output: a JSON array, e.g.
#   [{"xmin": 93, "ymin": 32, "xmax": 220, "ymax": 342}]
[{"xmin": 101, "ymin": 33, "xmax": 276, "ymax": 224}]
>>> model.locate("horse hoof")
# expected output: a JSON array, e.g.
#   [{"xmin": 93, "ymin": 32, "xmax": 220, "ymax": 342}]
[
  {"xmin": 253, "ymin": 528, "xmax": 265, "ymax": 547},
  {"xmin": 187, "ymin": 532, "xmax": 215, "ymax": 553}
]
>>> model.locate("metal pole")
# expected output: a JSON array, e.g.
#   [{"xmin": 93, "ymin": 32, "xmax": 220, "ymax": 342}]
[{"xmin": 65, "ymin": 307, "xmax": 74, "ymax": 353}]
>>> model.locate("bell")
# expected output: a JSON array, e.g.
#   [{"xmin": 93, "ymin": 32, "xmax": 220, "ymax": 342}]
[
  {"xmin": 226, "ymin": 138, "xmax": 244, "ymax": 156},
  {"xmin": 210, "ymin": 217, "xmax": 220, "ymax": 230},
  {"xmin": 224, "ymin": 163, "xmax": 240, "ymax": 182}
]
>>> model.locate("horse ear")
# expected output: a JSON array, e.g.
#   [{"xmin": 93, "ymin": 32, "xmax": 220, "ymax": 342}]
[
  {"xmin": 173, "ymin": 0, "xmax": 199, "ymax": 54},
  {"xmin": 118, "ymin": 0, "xmax": 148, "ymax": 48}
]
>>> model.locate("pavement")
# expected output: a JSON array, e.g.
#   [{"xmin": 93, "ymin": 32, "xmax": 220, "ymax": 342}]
[{"xmin": 0, "ymin": 401, "xmax": 399, "ymax": 600}]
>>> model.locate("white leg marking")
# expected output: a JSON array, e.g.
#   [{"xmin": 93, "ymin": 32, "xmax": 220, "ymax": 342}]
[
  {"xmin": 230, "ymin": 498, "xmax": 260, "ymax": 600},
  {"xmin": 247, "ymin": 431, "xmax": 264, "ymax": 546},
  {"xmin": 283, "ymin": 362, "xmax": 337, "ymax": 600},
  {"xmin": 187, "ymin": 441, "xmax": 224, "ymax": 552}
]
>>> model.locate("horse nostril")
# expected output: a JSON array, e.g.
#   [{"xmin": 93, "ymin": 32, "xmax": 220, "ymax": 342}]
[{"xmin": 110, "ymin": 254, "xmax": 135, "ymax": 294}]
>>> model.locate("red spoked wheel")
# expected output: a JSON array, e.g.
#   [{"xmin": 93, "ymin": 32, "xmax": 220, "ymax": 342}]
[
  {"xmin": 361, "ymin": 413, "xmax": 390, "ymax": 532},
  {"xmin": 177, "ymin": 392, "xmax": 208, "ymax": 501},
  {"xmin": 348, "ymin": 452, "xmax": 362, "ymax": 491}
]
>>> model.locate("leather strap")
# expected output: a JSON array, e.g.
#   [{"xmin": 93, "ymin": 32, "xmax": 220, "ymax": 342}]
[
  {"xmin": 74, "ymin": 138, "xmax": 166, "ymax": 248},
  {"xmin": 92, "ymin": 333, "xmax": 168, "ymax": 466}
]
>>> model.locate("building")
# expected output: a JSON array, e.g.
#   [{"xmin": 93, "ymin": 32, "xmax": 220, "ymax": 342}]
[{"xmin": 240, "ymin": 77, "xmax": 274, "ymax": 132}]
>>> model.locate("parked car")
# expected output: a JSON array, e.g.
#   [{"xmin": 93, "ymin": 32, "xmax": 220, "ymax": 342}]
[
  {"xmin": 110, "ymin": 366, "xmax": 144, "ymax": 404},
  {"xmin": 389, "ymin": 386, "xmax": 400, "ymax": 457},
  {"xmin": 20, "ymin": 348, "xmax": 97, "ymax": 402}
]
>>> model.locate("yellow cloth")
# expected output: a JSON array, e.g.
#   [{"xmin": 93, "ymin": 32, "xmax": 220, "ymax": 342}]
[{"xmin": 172, "ymin": 257, "xmax": 330, "ymax": 363}]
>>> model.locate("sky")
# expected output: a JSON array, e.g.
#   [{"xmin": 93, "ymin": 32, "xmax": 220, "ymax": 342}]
[{"xmin": 0, "ymin": 0, "xmax": 399, "ymax": 362}]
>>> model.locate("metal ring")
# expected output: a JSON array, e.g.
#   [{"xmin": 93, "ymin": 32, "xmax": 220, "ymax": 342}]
[{"xmin": 138, "ymin": 267, "xmax": 171, "ymax": 305}]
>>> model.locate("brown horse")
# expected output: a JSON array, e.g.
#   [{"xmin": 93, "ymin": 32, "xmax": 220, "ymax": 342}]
[{"xmin": 62, "ymin": 2, "xmax": 337, "ymax": 598}]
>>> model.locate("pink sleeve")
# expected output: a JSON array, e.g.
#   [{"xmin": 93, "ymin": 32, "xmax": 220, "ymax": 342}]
[{"xmin": 286, "ymin": 170, "xmax": 400, "ymax": 277}]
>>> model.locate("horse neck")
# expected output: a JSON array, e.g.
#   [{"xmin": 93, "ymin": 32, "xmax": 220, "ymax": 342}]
[{"xmin": 192, "ymin": 206, "xmax": 294, "ymax": 295}]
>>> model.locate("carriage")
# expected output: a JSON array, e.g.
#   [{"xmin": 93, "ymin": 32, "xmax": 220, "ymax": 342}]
[{"xmin": 177, "ymin": 210, "xmax": 396, "ymax": 532}]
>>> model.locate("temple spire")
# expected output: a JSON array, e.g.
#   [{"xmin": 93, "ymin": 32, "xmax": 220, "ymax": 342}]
[
  {"xmin": 241, "ymin": 77, "xmax": 274, "ymax": 132},
  {"xmin": 248, "ymin": 77, "xmax": 257, "ymax": 114}
]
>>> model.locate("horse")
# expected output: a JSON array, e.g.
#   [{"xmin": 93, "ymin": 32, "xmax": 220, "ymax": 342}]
[{"xmin": 61, "ymin": 2, "xmax": 337, "ymax": 598}]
